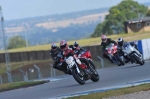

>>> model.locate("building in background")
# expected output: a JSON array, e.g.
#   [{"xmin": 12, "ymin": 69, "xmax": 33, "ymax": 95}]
[{"xmin": 124, "ymin": 17, "xmax": 150, "ymax": 33}]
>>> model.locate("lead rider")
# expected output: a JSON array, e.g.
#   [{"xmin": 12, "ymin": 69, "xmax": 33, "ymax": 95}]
[{"xmin": 59, "ymin": 40, "xmax": 90, "ymax": 74}]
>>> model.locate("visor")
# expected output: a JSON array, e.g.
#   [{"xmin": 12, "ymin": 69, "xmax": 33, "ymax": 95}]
[
  {"xmin": 102, "ymin": 38, "xmax": 107, "ymax": 42},
  {"xmin": 60, "ymin": 44, "xmax": 66, "ymax": 49}
]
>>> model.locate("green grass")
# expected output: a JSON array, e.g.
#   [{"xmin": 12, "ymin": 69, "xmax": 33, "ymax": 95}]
[
  {"xmin": 66, "ymin": 83, "xmax": 150, "ymax": 99},
  {"xmin": 0, "ymin": 32, "xmax": 150, "ymax": 53},
  {"xmin": 0, "ymin": 80, "xmax": 49, "ymax": 92}
]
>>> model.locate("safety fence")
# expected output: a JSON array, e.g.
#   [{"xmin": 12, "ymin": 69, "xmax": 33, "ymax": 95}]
[{"xmin": 137, "ymin": 38, "xmax": 150, "ymax": 60}]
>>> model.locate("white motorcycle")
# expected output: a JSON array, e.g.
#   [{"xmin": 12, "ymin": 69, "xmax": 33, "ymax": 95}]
[
  {"xmin": 65, "ymin": 56, "xmax": 99, "ymax": 85},
  {"xmin": 122, "ymin": 43, "xmax": 145, "ymax": 65}
]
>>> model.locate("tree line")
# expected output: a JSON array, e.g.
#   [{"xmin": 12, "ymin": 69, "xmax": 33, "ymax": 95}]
[{"xmin": 91, "ymin": 0, "xmax": 150, "ymax": 37}]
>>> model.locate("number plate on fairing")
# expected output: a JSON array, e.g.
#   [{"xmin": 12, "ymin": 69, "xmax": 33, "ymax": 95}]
[
  {"xmin": 68, "ymin": 61, "xmax": 75, "ymax": 68},
  {"xmin": 66, "ymin": 56, "xmax": 75, "ymax": 68}
]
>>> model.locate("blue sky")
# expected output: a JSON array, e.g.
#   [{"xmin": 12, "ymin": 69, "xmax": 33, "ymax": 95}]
[{"xmin": 0, "ymin": 0, "xmax": 150, "ymax": 20}]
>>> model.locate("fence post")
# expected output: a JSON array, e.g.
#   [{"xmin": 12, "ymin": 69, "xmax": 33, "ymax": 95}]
[
  {"xmin": 6, "ymin": 72, "xmax": 13, "ymax": 82},
  {"xmin": 25, "ymin": 71, "xmax": 29, "ymax": 81},
  {"xmin": 97, "ymin": 56, "xmax": 104, "ymax": 68},
  {"xmin": 19, "ymin": 69, "xmax": 27, "ymax": 81},
  {"xmin": 49, "ymin": 63, "xmax": 56, "ymax": 77},
  {"xmin": 50, "ymin": 63, "xmax": 53, "ymax": 77},
  {"xmin": 33, "ymin": 64, "xmax": 42, "ymax": 79},
  {"xmin": 0, "ymin": 76, "xmax": 3, "ymax": 84}
]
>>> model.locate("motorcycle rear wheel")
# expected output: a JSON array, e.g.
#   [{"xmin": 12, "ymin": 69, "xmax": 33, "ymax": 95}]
[
  {"xmin": 89, "ymin": 64, "xmax": 99, "ymax": 82},
  {"xmin": 91, "ymin": 70, "xmax": 99, "ymax": 82},
  {"xmin": 88, "ymin": 60, "xmax": 96, "ymax": 69}
]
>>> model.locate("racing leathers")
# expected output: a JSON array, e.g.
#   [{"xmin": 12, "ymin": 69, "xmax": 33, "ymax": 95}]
[
  {"xmin": 73, "ymin": 45, "xmax": 87, "ymax": 56},
  {"xmin": 50, "ymin": 47, "xmax": 62, "ymax": 61},
  {"xmin": 101, "ymin": 38, "xmax": 117, "ymax": 63},
  {"xmin": 61, "ymin": 45, "xmax": 90, "ymax": 74},
  {"xmin": 50, "ymin": 47, "xmax": 64, "ymax": 71}
]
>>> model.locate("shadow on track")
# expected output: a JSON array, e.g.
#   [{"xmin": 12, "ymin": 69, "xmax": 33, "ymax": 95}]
[
  {"xmin": 51, "ymin": 80, "xmax": 99, "ymax": 89},
  {"xmin": 121, "ymin": 65, "xmax": 142, "ymax": 69}
]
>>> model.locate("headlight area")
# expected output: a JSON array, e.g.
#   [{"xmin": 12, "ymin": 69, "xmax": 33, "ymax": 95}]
[{"xmin": 66, "ymin": 58, "xmax": 72, "ymax": 64}]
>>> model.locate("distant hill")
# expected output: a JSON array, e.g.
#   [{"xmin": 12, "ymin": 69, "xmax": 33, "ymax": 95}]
[
  {"xmin": 1, "ymin": 7, "xmax": 109, "ymax": 48},
  {"xmin": 5, "ymin": 7, "xmax": 109, "ymax": 27}
]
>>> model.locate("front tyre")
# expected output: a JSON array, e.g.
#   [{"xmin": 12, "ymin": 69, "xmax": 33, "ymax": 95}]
[
  {"xmin": 72, "ymin": 69, "xmax": 85, "ymax": 85},
  {"xmin": 132, "ymin": 54, "xmax": 144, "ymax": 65}
]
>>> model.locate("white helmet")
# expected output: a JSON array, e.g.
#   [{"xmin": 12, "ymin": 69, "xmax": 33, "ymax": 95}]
[
  {"xmin": 51, "ymin": 43, "xmax": 57, "ymax": 50},
  {"xmin": 117, "ymin": 38, "xmax": 124, "ymax": 46}
]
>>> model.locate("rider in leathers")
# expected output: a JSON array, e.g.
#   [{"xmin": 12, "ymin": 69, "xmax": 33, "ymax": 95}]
[
  {"xmin": 100, "ymin": 35, "xmax": 117, "ymax": 63},
  {"xmin": 117, "ymin": 38, "xmax": 139, "ymax": 63},
  {"xmin": 59, "ymin": 40, "xmax": 90, "ymax": 74},
  {"xmin": 50, "ymin": 43, "xmax": 62, "ymax": 61},
  {"xmin": 73, "ymin": 41, "xmax": 86, "ymax": 55},
  {"xmin": 50, "ymin": 43, "xmax": 64, "ymax": 71}
]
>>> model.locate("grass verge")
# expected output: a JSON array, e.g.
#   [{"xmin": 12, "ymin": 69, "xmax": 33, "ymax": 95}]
[
  {"xmin": 66, "ymin": 83, "xmax": 150, "ymax": 99},
  {"xmin": 0, "ymin": 80, "xmax": 49, "ymax": 92}
]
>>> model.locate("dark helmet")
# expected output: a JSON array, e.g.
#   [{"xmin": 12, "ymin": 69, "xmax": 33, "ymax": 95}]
[
  {"xmin": 60, "ymin": 40, "xmax": 68, "ymax": 51},
  {"xmin": 74, "ymin": 41, "xmax": 79, "ymax": 47},
  {"xmin": 51, "ymin": 43, "xmax": 57, "ymax": 50},
  {"xmin": 117, "ymin": 38, "xmax": 124, "ymax": 46}
]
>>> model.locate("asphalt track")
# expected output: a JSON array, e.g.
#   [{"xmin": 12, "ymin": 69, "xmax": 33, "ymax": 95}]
[{"xmin": 0, "ymin": 61, "xmax": 150, "ymax": 99}]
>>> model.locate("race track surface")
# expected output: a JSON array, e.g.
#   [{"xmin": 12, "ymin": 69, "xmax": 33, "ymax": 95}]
[{"xmin": 0, "ymin": 61, "xmax": 150, "ymax": 99}]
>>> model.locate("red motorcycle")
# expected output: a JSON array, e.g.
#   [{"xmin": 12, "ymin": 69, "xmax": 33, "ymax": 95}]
[
  {"xmin": 105, "ymin": 43, "xmax": 124, "ymax": 66},
  {"xmin": 55, "ymin": 50, "xmax": 99, "ymax": 85}
]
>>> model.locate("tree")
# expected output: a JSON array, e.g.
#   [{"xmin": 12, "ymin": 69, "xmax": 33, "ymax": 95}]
[
  {"xmin": 91, "ymin": 23, "xmax": 103, "ymax": 37},
  {"xmin": 92, "ymin": 0, "xmax": 148, "ymax": 37},
  {"xmin": 7, "ymin": 36, "xmax": 27, "ymax": 49},
  {"xmin": 146, "ymin": 10, "xmax": 150, "ymax": 16}
]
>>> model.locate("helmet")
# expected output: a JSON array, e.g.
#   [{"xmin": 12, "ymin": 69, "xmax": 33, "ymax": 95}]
[
  {"xmin": 60, "ymin": 40, "xmax": 68, "ymax": 51},
  {"xmin": 117, "ymin": 38, "xmax": 124, "ymax": 46},
  {"xmin": 74, "ymin": 41, "xmax": 79, "ymax": 47},
  {"xmin": 101, "ymin": 35, "xmax": 107, "ymax": 42},
  {"xmin": 51, "ymin": 43, "xmax": 57, "ymax": 50}
]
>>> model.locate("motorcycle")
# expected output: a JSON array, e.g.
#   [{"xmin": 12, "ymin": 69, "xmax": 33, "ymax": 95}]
[
  {"xmin": 122, "ymin": 43, "xmax": 145, "ymax": 65},
  {"xmin": 65, "ymin": 55, "xmax": 99, "ymax": 85},
  {"xmin": 105, "ymin": 43, "xmax": 124, "ymax": 66}
]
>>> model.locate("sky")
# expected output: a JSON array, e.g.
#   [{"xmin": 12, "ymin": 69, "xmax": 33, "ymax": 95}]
[{"xmin": 0, "ymin": 0, "xmax": 150, "ymax": 20}]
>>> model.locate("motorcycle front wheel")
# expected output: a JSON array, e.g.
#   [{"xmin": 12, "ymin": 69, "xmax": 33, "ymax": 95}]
[
  {"xmin": 72, "ymin": 69, "xmax": 85, "ymax": 85},
  {"xmin": 132, "ymin": 54, "xmax": 144, "ymax": 65}
]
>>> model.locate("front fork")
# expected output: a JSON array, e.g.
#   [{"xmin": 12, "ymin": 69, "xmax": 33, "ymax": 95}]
[
  {"xmin": 72, "ymin": 58, "xmax": 85, "ymax": 74},
  {"xmin": 134, "ymin": 49, "xmax": 142, "ymax": 57},
  {"xmin": 74, "ymin": 57, "xmax": 91, "ymax": 78}
]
